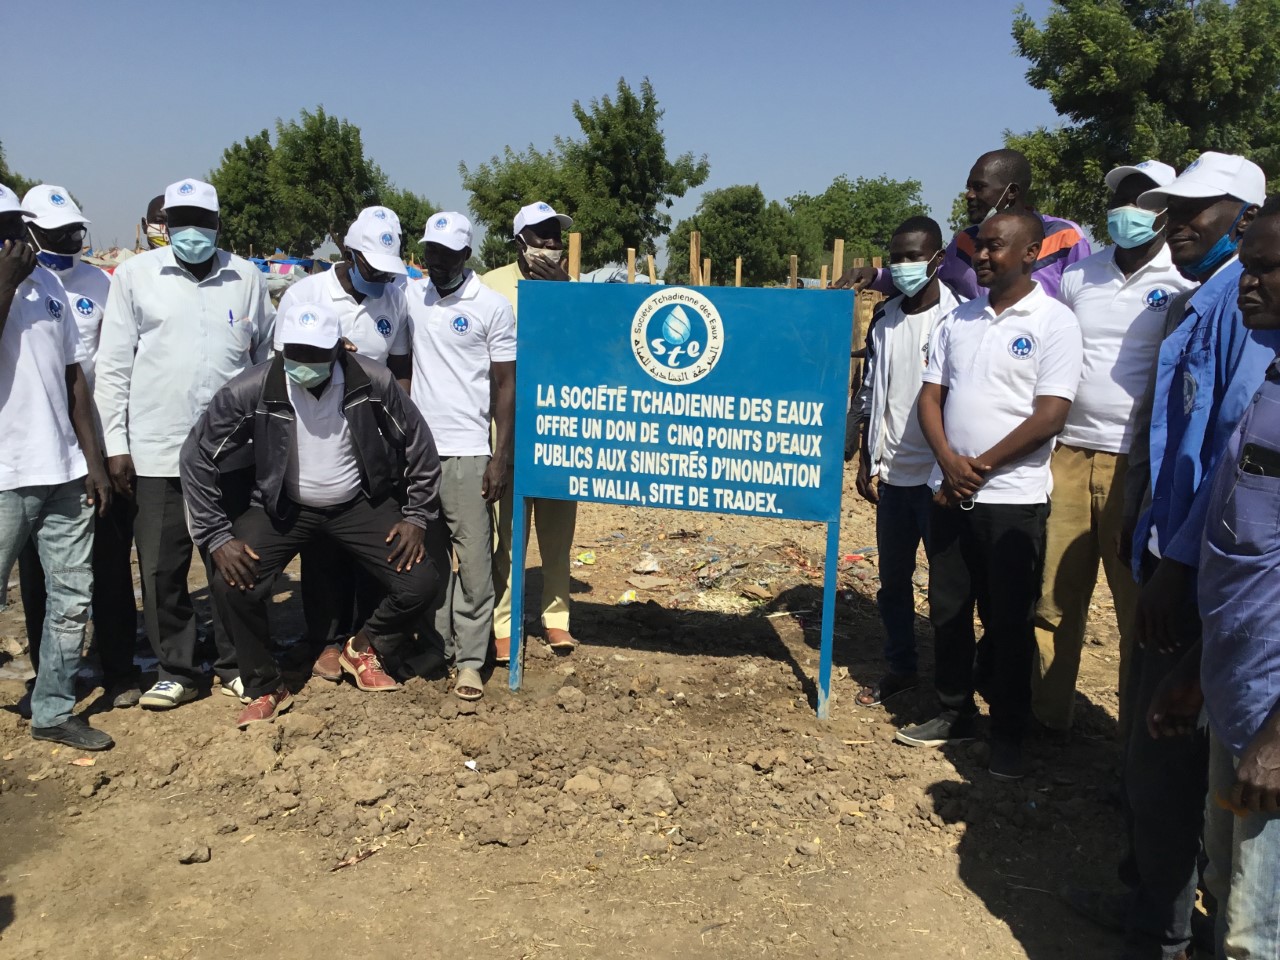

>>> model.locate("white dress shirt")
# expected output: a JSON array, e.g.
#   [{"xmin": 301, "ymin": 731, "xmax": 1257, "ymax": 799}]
[{"xmin": 284, "ymin": 363, "xmax": 363, "ymax": 508}]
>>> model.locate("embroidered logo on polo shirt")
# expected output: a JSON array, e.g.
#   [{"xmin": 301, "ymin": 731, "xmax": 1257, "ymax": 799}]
[
  {"xmin": 46, "ymin": 297, "xmax": 64, "ymax": 321},
  {"xmin": 49, "ymin": 191, "xmax": 67, "ymax": 207},
  {"xmin": 178, "ymin": 182, "xmax": 195, "ymax": 196},
  {"xmin": 1008, "ymin": 335, "xmax": 1035, "ymax": 359},
  {"xmin": 451, "ymin": 316, "xmax": 470, "ymax": 335},
  {"xmin": 379, "ymin": 232, "xmax": 394, "ymax": 248},
  {"xmin": 75, "ymin": 297, "xmax": 94, "ymax": 317},
  {"xmin": 630, "ymin": 287, "xmax": 724, "ymax": 385},
  {"xmin": 1145, "ymin": 288, "xmax": 1172, "ymax": 312},
  {"xmin": 376, "ymin": 317, "xmax": 393, "ymax": 337},
  {"xmin": 298, "ymin": 311, "xmax": 317, "ymax": 327}
]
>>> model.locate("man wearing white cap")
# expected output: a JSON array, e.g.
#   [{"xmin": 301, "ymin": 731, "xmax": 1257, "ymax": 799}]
[
  {"xmin": 1031, "ymin": 161, "xmax": 1196, "ymax": 738},
  {"xmin": 181, "ymin": 299, "xmax": 441, "ymax": 726},
  {"xmin": 0, "ymin": 183, "xmax": 113, "ymax": 749},
  {"xmin": 16, "ymin": 185, "xmax": 141, "ymax": 711},
  {"xmin": 1067, "ymin": 152, "xmax": 1275, "ymax": 960},
  {"xmin": 95, "ymin": 178, "xmax": 275, "ymax": 710},
  {"xmin": 406, "ymin": 212, "xmax": 516, "ymax": 700},
  {"xmin": 274, "ymin": 205, "xmax": 412, "ymax": 679},
  {"xmin": 482, "ymin": 201, "xmax": 579, "ymax": 661}
]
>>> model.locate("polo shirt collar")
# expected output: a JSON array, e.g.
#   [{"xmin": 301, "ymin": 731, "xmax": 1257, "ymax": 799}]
[
  {"xmin": 1107, "ymin": 241, "xmax": 1176, "ymax": 280},
  {"xmin": 158, "ymin": 246, "xmax": 235, "ymax": 283},
  {"xmin": 426, "ymin": 270, "xmax": 480, "ymax": 303},
  {"xmin": 986, "ymin": 280, "xmax": 1046, "ymax": 320},
  {"xmin": 326, "ymin": 265, "xmax": 355, "ymax": 303}
]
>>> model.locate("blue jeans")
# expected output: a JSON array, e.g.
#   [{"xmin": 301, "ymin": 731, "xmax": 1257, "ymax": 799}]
[
  {"xmin": 0, "ymin": 480, "xmax": 93, "ymax": 727},
  {"xmin": 1204, "ymin": 732, "xmax": 1280, "ymax": 960},
  {"xmin": 875, "ymin": 482, "xmax": 932, "ymax": 676}
]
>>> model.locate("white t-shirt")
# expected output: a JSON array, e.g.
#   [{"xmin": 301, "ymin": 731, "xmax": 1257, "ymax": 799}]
[
  {"xmin": 284, "ymin": 363, "xmax": 363, "ymax": 508},
  {"xmin": 0, "ymin": 267, "xmax": 89, "ymax": 490},
  {"xmin": 47, "ymin": 260, "xmax": 111, "ymax": 387},
  {"xmin": 405, "ymin": 271, "xmax": 517, "ymax": 457},
  {"xmin": 879, "ymin": 301, "xmax": 945, "ymax": 486},
  {"xmin": 924, "ymin": 282, "xmax": 1083, "ymax": 504},
  {"xmin": 1057, "ymin": 245, "xmax": 1195, "ymax": 454},
  {"xmin": 275, "ymin": 267, "xmax": 409, "ymax": 366}
]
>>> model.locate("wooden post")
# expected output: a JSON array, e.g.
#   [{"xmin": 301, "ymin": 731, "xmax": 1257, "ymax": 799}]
[
  {"xmin": 626, "ymin": 247, "xmax": 636, "ymax": 283},
  {"xmin": 734, "ymin": 257, "xmax": 742, "ymax": 287},
  {"xmin": 871, "ymin": 256, "xmax": 882, "ymax": 270},
  {"xmin": 647, "ymin": 254, "xmax": 657, "ymax": 283},
  {"xmin": 702, "ymin": 257, "xmax": 711, "ymax": 287},
  {"xmin": 567, "ymin": 232, "xmax": 581, "ymax": 280},
  {"xmin": 789, "ymin": 255, "xmax": 799, "ymax": 289},
  {"xmin": 820, "ymin": 265, "xmax": 829, "ymax": 289},
  {"xmin": 689, "ymin": 231, "xmax": 701, "ymax": 285},
  {"xmin": 134, "ymin": 222, "xmax": 141, "ymax": 252},
  {"xmin": 832, "ymin": 238, "xmax": 845, "ymax": 285}
]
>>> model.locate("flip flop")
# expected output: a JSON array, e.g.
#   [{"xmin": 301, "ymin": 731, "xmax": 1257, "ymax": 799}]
[
  {"xmin": 856, "ymin": 673, "xmax": 919, "ymax": 707},
  {"xmin": 545, "ymin": 629, "xmax": 577, "ymax": 653},
  {"xmin": 454, "ymin": 667, "xmax": 484, "ymax": 702}
]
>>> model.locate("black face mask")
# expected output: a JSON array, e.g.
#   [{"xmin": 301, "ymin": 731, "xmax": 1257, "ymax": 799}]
[{"xmin": 428, "ymin": 263, "xmax": 466, "ymax": 290}]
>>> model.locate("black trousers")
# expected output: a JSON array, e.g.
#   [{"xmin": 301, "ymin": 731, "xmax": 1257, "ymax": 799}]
[
  {"xmin": 299, "ymin": 543, "xmax": 383, "ymax": 647},
  {"xmin": 212, "ymin": 496, "xmax": 439, "ymax": 700},
  {"xmin": 20, "ymin": 491, "xmax": 137, "ymax": 682},
  {"xmin": 928, "ymin": 500, "xmax": 1048, "ymax": 742},
  {"xmin": 132, "ymin": 469, "xmax": 253, "ymax": 686}
]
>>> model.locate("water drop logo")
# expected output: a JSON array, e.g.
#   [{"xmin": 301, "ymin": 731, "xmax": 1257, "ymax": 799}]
[
  {"xmin": 298, "ymin": 311, "xmax": 317, "ymax": 328},
  {"xmin": 49, "ymin": 191, "xmax": 67, "ymax": 207},
  {"xmin": 373, "ymin": 209, "xmax": 388, "ymax": 220},
  {"xmin": 451, "ymin": 316, "xmax": 470, "ymax": 336},
  {"xmin": 537, "ymin": 202, "xmax": 550, "ymax": 212},
  {"xmin": 380, "ymin": 232, "xmax": 394, "ymax": 248},
  {"xmin": 376, "ymin": 317, "xmax": 393, "ymax": 337},
  {"xmin": 1009, "ymin": 335, "xmax": 1035, "ymax": 359},
  {"xmin": 630, "ymin": 288, "xmax": 724, "ymax": 385},
  {"xmin": 1185, "ymin": 157, "xmax": 1203, "ymax": 173},
  {"xmin": 178, "ymin": 182, "xmax": 195, "ymax": 196},
  {"xmin": 1145, "ymin": 288, "xmax": 1171, "ymax": 312},
  {"xmin": 75, "ymin": 297, "xmax": 94, "ymax": 317},
  {"xmin": 434, "ymin": 216, "xmax": 449, "ymax": 230},
  {"xmin": 46, "ymin": 297, "xmax": 63, "ymax": 321}
]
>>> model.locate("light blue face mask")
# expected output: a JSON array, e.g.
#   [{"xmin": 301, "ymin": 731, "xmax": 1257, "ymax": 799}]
[
  {"xmin": 283, "ymin": 359, "xmax": 332, "ymax": 388},
  {"xmin": 1183, "ymin": 204, "xmax": 1249, "ymax": 279},
  {"xmin": 889, "ymin": 256, "xmax": 939, "ymax": 297},
  {"xmin": 346, "ymin": 257, "xmax": 386, "ymax": 299},
  {"xmin": 169, "ymin": 225, "xmax": 218, "ymax": 264},
  {"xmin": 1107, "ymin": 205, "xmax": 1163, "ymax": 249}
]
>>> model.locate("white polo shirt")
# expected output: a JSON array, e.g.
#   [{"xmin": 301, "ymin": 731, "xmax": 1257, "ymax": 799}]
[
  {"xmin": 46, "ymin": 260, "xmax": 111, "ymax": 387},
  {"xmin": 94, "ymin": 247, "xmax": 275, "ymax": 477},
  {"xmin": 274, "ymin": 267, "xmax": 410, "ymax": 366},
  {"xmin": 924, "ymin": 282, "xmax": 1083, "ymax": 504},
  {"xmin": 1056, "ymin": 245, "xmax": 1195, "ymax": 454},
  {"xmin": 405, "ymin": 271, "xmax": 517, "ymax": 457},
  {"xmin": 284, "ymin": 363, "xmax": 363, "ymax": 508},
  {"xmin": 0, "ymin": 267, "xmax": 89, "ymax": 490}
]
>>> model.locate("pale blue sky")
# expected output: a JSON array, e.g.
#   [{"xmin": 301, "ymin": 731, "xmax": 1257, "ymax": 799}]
[{"xmin": 4, "ymin": 0, "xmax": 1060, "ymax": 256}]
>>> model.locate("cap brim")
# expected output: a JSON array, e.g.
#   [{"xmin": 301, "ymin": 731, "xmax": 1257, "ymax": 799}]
[
  {"xmin": 514, "ymin": 213, "xmax": 573, "ymax": 237},
  {"xmin": 26, "ymin": 211, "xmax": 90, "ymax": 229},
  {"xmin": 421, "ymin": 236, "xmax": 469, "ymax": 252},
  {"xmin": 361, "ymin": 249, "xmax": 408, "ymax": 276},
  {"xmin": 2, "ymin": 206, "xmax": 34, "ymax": 218},
  {"xmin": 1138, "ymin": 181, "xmax": 1226, "ymax": 210},
  {"xmin": 1105, "ymin": 166, "xmax": 1147, "ymax": 192}
]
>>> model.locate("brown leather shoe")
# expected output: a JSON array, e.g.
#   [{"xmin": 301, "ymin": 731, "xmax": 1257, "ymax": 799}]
[
  {"xmin": 545, "ymin": 628, "xmax": 577, "ymax": 653},
  {"xmin": 339, "ymin": 638, "xmax": 400, "ymax": 692},
  {"xmin": 492, "ymin": 636, "xmax": 511, "ymax": 665},
  {"xmin": 312, "ymin": 644, "xmax": 343, "ymax": 681},
  {"xmin": 236, "ymin": 687, "xmax": 293, "ymax": 729}
]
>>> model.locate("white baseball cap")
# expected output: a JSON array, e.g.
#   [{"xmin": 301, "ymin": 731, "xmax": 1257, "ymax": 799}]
[
  {"xmin": 0, "ymin": 183, "xmax": 32, "ymax": 217},
  {"xmin": 1139, "ymin": 152, "xmax": 1267, "ymax": 210},
  {"xmin": 278, "ymin": 299, "xmax": 341, "ymax": 349},
  {"xmin": 421, "ymin": 211, "xmax": 473, "ymax": 252},
  {"xmin": 163, "ymin": 178, "xmax": 219, "ymax": 213},
  {"xmin": 362, "ymin": 205, "xmax": 402, "ymax": 234},
  {"xmin": 343, "ymin": 207, "xmax": 407, "ymax": 276},
  {"xmin": 513, "ymin": 201, "xmax": 572, "ymax": 238},
  {"xmin": 1105, "ymin": 160, "xmax": 1177, "ymax": 193}
]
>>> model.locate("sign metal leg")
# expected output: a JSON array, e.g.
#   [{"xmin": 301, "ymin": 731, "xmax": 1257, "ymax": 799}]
[
  {"xmin": 508, "ymin": 496, "xmax": 529, "ymax": 692},
  {"xmin": 816, "ymin": 520, "xmax": 841, "ymax": 720}
]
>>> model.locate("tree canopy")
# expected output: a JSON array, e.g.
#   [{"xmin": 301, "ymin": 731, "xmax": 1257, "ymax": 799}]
[
  {"xmin": 662, "ymin": 185, "xmax": 798, "ymax": 285},
  {"xmin": 0, "ymin": 141, "xmax": 38, "ymax": 198},
  {"xmin": 1009, "ymin": 0, "xmax": 1280, "ymax": 235}
]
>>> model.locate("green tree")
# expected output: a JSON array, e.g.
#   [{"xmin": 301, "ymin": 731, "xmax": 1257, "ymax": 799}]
[
  {"xmin": 209, "ymin": 130, "xmax": 282, "ymax": 255},
  {"xmin": 462, "ymin": 78, "xmax": 710, "ymax": 271},
  {"xmin": 662, "ymin": 185, "xmax": 801, "ymax": 285},
  {"xmin": 1010, "ymin": 0, "xmax": 1280, "ymax": 236},
  {"xmin": 0, "ymin": 141, "xmax": 38, "ymax": 198},
  {"xmin": 787, "ymin": 175, "xmax": 929, "ymax": 270},
  {"xmin": 948, "ymin": 192, "xmax": 969, "ymax": 235}
]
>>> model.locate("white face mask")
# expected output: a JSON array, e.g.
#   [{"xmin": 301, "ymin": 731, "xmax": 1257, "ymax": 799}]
[
  {"xmin": 981, "ymin": 183, "xmax": 1013, "ymax": 223},
  {"xmin": 522, "ymin": 243, "xmax": 564, "ymax": 267}
]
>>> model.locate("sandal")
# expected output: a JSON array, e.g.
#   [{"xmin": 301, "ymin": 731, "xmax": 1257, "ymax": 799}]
[
  {"xmin": 856, "ymin": 672, "xmax": 919, "ymax": 707},
  {"xmin": 454, "ymin": 666, "xmax": 484, "ymax": 701}
]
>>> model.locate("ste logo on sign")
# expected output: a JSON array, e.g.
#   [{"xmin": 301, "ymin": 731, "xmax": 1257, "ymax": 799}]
[{"xmin": 630, "ymin": 287, "xmax": 724, "ymax": 385}]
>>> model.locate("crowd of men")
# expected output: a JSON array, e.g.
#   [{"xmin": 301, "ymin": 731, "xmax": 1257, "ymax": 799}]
[
  {"xmin": 1, "ymin": 141, "xmax": 1278, "ymax": 958},
  {"xmin": 844, "ymin": 148, "xmax": 1278, "ymax": 960}
]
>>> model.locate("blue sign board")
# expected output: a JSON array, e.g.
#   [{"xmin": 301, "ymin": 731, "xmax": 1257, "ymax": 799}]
[{"xmin": 510, "ymin": 283, "xmax": 854, "ymax": 717}]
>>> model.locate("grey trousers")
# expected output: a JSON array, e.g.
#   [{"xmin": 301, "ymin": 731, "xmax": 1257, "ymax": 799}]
[{"xmin": 427, "ymin": 456, "xmax": 494, "ymax": 671}]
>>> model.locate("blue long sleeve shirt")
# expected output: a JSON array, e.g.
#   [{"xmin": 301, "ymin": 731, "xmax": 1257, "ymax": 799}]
[{"xmin": 1135, "ymin": 260, "xmax": 1280, "ymax": 574}]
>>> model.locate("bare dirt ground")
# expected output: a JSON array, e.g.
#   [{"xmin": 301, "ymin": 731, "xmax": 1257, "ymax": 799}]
[{"xmin": 0, "ymin": 463, "xmax": 1129, "ymax": 960}]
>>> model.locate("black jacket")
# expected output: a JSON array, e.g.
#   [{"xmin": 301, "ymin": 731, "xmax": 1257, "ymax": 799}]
[{"xmin": 180, "ymin": 352, "xmax": 441, "ymax": 552}]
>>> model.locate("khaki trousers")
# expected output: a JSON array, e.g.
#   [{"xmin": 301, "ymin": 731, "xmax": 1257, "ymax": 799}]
[
  {"xmin": 1032, "ymin": 443, "xmax": 1139, "ymax": 732},
  {"xmin": 491, "ymin": 468, "xmax": 577, "ymax": 637}
]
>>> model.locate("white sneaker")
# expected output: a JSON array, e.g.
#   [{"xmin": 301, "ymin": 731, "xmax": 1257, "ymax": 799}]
[
  {"xmin": 220, "ymin": 676, "xmax": 250, "ymax": 704},
  {"xmin": 139, "ymin": 680, "xmax": 197, "ymax": 710}
]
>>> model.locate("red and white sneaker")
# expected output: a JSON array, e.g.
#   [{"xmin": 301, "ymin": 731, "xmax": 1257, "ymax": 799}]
[
  {"xmin": 339, "ymin": 638, "xmax": 400, "ymax": 692},
  {"xmin": 236, "ymin": 687, "xmax": 294, "ymax": 729}
]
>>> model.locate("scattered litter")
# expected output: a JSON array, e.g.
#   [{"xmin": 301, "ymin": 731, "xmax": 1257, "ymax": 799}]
[
  {"xmin": 627, "ymin": 575, "xmax": 675, "ymax": 590},
  {"xmin": 26, "ymin": 771, "xmax": 50, "ymax": 782},
  {"xmin": 464, "ymin": 760, "xmax": 478, "ymax": 772},
  {"xmin": 739, "ymin": 583, "xmax": 773, "ymax": 602},
  {"xmin": 576, "ymin": 551, "xmax": 597, "ymax": 565},
  {"xmin": 618, "ymin": 590, "xmax": 638, "ymax": 605},
  {"xmin": 69, "ymin": 757, "xmax": 96, "ymax": 767},
  {"xmin": 240, "ymin": 834, "xmax": 255, "ymax": 843},
  {"xmin": 632, "ymin": 554, "xmax": 662, "ymax": 574},
  {"xmin": 332, "ymin": 841, "xmax": 385, "ymax": 872}
]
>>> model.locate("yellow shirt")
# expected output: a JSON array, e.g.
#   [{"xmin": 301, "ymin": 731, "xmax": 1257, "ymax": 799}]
[{"xmin": 480, "ymin": 261, "xmax": 523, "ymax": 321}]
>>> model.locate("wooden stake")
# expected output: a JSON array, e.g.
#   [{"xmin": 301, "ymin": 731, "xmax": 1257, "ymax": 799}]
[
  {"xmin": 134, "ymin": 222, "xmax": 141, "ymax": 252},
  {"xmin": 702, "ymin": 258, "xmax": 711, "ymax": 286},
  {"xmin": 647, "ymin": 254, "xmax": 657, "ymax": 283},
  {"xmin": 789, "ymin": 255, "xmax": 799, "ymax": 289},
  {"xmin": 820, "ymin": 265, "xmax": 829, "ymax": 289},
  {"xmin": 568, "ymin": 232, "xmax": 581, "ymax": 280},
  {"xmin": 871, "ymin": 255, "xmax": 883, "ymax": 269},
  {"xmin": 832, "ymin": 239, "xmax": 845, "ymax": 285},
  {"xmin": 626, "ymin": 247, "xmax": 636, "ymax": 283},
  {"xmin": 734, "ymin": 257, "xmax": 742, "ymax": 287},
  {"xmin": 689, "ymin": 231, "xmax": 701, "ymax": 284}
]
